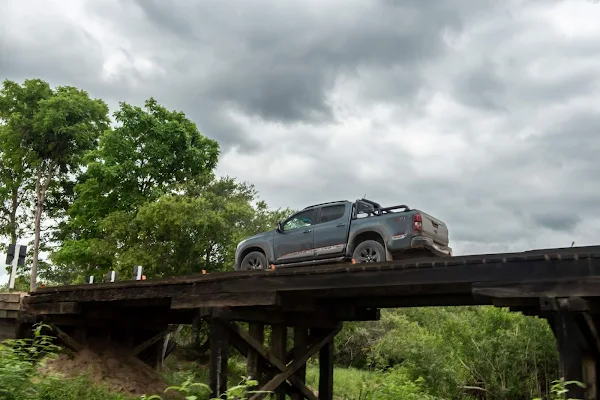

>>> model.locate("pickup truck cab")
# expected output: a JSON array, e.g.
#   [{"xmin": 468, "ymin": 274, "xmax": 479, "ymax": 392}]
[{"xmin": 234, "ymin": 198, "xmax": 451, "ymax": 270}]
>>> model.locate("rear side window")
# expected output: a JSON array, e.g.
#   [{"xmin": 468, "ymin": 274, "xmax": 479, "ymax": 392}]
[{"xmin": 320, "ymin": 205, "xmax": 345, "ymax": 223}]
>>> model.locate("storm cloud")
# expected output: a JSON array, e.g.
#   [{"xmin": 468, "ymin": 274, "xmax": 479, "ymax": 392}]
[{"xmin": 1, "ymin": 0, "xmax": 600, "ymax": 261}]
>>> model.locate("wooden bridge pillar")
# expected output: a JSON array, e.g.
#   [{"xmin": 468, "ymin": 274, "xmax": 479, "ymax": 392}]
[
  {"xmin": 209, "ymin": 317, "xmax": 230, "ymax": 398},
  {"xmin": 207, "ymin": 315, "xmax": 341, "ymax": 400},
  {"xmin": 542, "ymin": 297, "xmax": 600, "ymax": 400}
]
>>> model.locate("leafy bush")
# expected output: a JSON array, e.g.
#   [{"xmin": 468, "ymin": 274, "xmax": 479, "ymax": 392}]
[{"xmin": 334, "ymin": 306, "xmax": 559, "ymax": 399}]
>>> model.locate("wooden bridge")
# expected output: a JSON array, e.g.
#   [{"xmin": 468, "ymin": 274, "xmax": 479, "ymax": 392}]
[{"xmin": 5, "ymin": 245, "xmax": 600, "ymax": 399}]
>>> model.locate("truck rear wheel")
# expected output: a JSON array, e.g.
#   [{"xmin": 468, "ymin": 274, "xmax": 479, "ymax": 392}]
[
  {"xmin": 240, "ymin": 251, "xmax": 268, "ymax": 270},
  {"xmin": 352, "ymin": 240, "xmax": 386, "ymax": 263}
]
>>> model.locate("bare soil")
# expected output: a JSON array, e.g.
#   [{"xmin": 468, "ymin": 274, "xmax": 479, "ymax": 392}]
[{"xmin": 39, "ymin": 344, "xmax": 170, "ymax": 398}]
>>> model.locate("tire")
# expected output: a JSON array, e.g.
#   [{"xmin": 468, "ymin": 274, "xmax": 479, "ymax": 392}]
[
  {"xmin": 352, "ymin": 240, "xmax": 386, "ymax": 263},
  {"xmin": 240, "ymin": 251, "xmax": 268, "ymax": 270}
]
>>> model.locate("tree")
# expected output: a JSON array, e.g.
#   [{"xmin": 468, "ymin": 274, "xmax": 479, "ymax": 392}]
[
  {"xmin": 52, "ymin": 98, "xmax": 220, "ymax": 278},
  {"xmin": 0, "ymin": 78, "xmax": 110, "ymax": 290},
  {"xmin": 0, "ymin": 79, "xmax": 52, "ymax": 245}
]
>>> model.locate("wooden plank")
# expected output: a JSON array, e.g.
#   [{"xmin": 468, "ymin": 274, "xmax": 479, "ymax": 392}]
[
  {"xmin": 170, "ymin": 292, "xmax": 279, "ymax": 309},
  {"xmin": 213, "ymin": 307, "xmax": 377, "ymax": 328},
  {"xmin": 0, "ymin": 310, "xmax": 19, "ymax": 319},
  {"xmin": 473, "ymin": 277, "xmax": 600, "ymax": 299},
  {"xmin": 0, "ymin": 301, "xmax": 21, "ymax": 311},
  {"xmin": 22, "ymin": 301, "xmax": 80, "ymax": 315},
  {"xmin": 0, "ymin": 293, "xmax": 24, "ymax": 303}
]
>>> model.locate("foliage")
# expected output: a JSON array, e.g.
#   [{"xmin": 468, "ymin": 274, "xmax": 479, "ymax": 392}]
[
  {"xmin": 0, "ymin": 78, "xmax": 110, "ymax": 290},
  {"xmin": 0, "ymin": 323, "xmax": 60, "ymax": 399},
  {"xmin": 532, "ymin": 379, "xmax": 584, "ymax": 400},
  {"xmin": 52, "ymin": 97, "xmax": 220, "ymax": 278},
  {"xmin": 334, "ymin": 306, "xmax": 558, "ymax": 400},
  {"xmin": 140, "ymin": 375, "xmax": 267, "ymax": 400}
]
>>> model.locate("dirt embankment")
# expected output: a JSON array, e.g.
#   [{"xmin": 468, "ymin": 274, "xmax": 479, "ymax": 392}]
[{"xmin": 39, "ymin": 343, "xmax": 170, "ymax": 398}]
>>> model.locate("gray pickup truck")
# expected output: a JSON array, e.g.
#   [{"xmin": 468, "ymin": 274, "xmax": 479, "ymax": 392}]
[{"xmin": 234, "ymin": 198, "xmax": 451, "ymax": 270}]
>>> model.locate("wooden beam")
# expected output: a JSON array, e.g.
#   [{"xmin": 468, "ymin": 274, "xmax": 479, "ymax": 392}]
[
  {"xmin": 247, "ymin": 323, "xmax": 264, "ymax": 382},
  {"xmin": 209, "ymin": 318, "xmax": 229, "ymax": 398},
  {"xmin": 473, "ymin": 278, "xmax": 600, "ymax": 299},
  {"xmin": 317, "ymin": 328, "xmax": 334, "ymax": 400},
  {"xmin": 228, "ymin": 323, "xmax": 318, "ymax": 400},
  {"xmin": 171, "ymin": 292, "xmax": 280, "ymax": 309},
  {"xmin": 249, "ymin": 327, "xmax": 341, "ymax": 400},
  {"xmin": 132, "ymin": 326, "xmax": 176, "ymax": 356},
  {"xmin": 50, "ymin": 324, "xmax": 84, "ymax": 352},
  {"xmin": 213, "ymin": 306, "xmax": 377, "ymax": 328},
  {"xmin": 552, "ymin": 311, "xmax": 586, "ymax": 399},
  {"xmin": 271, "ymin": 325, "xmax": 287, "ymax": 400},
  {"xmin": 22, "ymin": 301, "xmax": 80, "ymax": 315},
  {"xmin": 291, "ymin": 327, "xmax": 309, "ymax": 400}
]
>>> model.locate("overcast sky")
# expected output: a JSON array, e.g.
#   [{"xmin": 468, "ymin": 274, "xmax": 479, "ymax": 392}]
[{"xmin": 1, "ymin": 0, "xmax": 600, "ymax": 278}]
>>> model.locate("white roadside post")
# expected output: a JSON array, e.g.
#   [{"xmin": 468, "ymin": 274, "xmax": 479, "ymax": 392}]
[{"xmin": 134, "ymin": 266, "xmax": 143, "ymax": 280}]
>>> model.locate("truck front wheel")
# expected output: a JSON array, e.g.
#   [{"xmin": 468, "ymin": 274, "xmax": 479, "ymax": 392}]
[
  {"xmin": 240, "ymin": 251, "xmax": 268, "ymax": 270},
  {"xmin": 352, "ymin": 240, "xmax": 386, "ymax": 263}
]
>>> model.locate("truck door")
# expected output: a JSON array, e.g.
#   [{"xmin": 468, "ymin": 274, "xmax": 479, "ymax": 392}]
[
  {"xmin": 274, "ymin": 208, "xmax": 316, "ymax": 263},
  {"xmin": 313, "ymin": 203, "xmax": 350, "ymax": 259}
]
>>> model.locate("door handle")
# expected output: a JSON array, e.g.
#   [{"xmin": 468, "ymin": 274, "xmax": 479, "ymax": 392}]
[
  {"xmin": 303, "ymin": 229, "xmax": 312, "ymax": 233},
  {"xmin": 336, "ymin": 223, "xmax": 346, "ymax": 227}
]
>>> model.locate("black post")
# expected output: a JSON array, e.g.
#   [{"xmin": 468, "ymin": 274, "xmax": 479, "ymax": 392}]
[
  {"xmin": 291, "ymin": 327, "xmax": 309, "ymax": 400},
  {"xmin": 553, "ymin": 311, "xmax": 586, "ymax": 399},
  {"xmin": 317, "ymin": 328, "xmax": 334, "ymax": 400},
  {"xmin": 271, "ymin": 325, "xmax": 287, "ymax": 400},
  {"xmin": 209, "ymin": 318, "xmax": 229, "ymax": 398},
  {"xmin": 247, "ymin": 323, "xmax": 265, "ymax": 382}
]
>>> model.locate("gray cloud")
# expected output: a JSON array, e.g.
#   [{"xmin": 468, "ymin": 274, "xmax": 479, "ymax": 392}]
[{"xmin": 2, "ymin": 0, "xmax": 600, "ymax": 256}]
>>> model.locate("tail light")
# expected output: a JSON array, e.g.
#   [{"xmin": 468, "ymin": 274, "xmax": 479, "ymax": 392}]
[{"xmin": 413, "ymin": 213, "xmax": 422, "ymax": 234}]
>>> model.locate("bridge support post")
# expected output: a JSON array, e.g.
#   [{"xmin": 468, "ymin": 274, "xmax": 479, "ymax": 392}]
[
  {"xmin": 291, "ymin": 326, "xmax": 308, "ymax": 400},
  {"xmin": 223, "ymin": 320, "xmax": 341, "ymax": 400},
  {"xmin": 271, "ymin": 325, "xmax": 287, "ymax": 400},
  {"xmin": 247, "ymin": 322, "xmax": 265, "ymax": 383},
  {"xmin": 543, "ymin": 297, "xmax": 600, "ymax": 400},
  {"xmin": 209, "ymin": 317, "xmax": 229, "ymax": 398},
  {"xmin": 316, "ymin": 328, "xmax": 334, "ymax": 400}
]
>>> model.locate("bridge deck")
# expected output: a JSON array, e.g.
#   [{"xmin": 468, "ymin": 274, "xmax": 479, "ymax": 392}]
[{"xmin": 23, "ymin": 245, "xmax": 600, "ymax": 312}]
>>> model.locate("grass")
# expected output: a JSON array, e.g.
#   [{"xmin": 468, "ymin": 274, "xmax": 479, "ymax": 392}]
[
  {"xmin": 307, "ymin": 364, "xmax": 380, "ymax": 399},
  {"xmin": 161, "ymin": 354, "xmax": 381, "ymax": 400}
]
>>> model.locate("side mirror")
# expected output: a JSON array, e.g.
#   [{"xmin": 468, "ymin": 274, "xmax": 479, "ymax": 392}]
[{"xmin": 276, "ymin": 221, "xmax": 283, "ymax": 232}]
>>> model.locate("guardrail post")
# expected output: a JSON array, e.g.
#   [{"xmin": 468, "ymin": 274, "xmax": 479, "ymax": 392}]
[
  {"xmin": 105, "ymin": 271, "xmax": 118, "ymax": 283},
  {"xmin": 133, "ymin": 266, "xmax": 143, "ymax": 280}
]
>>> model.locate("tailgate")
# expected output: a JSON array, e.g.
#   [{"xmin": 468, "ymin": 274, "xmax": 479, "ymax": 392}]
[{"xmin": 418, "ymin": 211, "xmax": 449, "ymax": 246}]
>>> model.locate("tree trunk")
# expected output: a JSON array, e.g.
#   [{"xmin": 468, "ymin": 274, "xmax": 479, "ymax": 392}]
[
  {"xmin": 9, "ymin": 186, "xmax": 18, "ymax": 244},
  {"xmin": 30, "ymin": 165, "xmax": 52, "ymax": 292}
]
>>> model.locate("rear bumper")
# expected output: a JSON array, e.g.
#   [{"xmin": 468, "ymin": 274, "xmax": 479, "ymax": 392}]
[{"xmin": 410, "ymin": 236, "xmax": 452, "ymax": 257}]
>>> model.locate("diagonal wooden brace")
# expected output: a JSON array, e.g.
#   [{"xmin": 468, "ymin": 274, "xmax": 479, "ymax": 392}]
[
  {"xmin": 247, "ymin": 325, "xmax": 341, "ymax": 400},
  {"xmin": 131, "ymin": 326, "xmax": 177, "ymax": 356},
  {"xmin": 228, "ymin": 323, "xmax": 319, "ymax": 400}
]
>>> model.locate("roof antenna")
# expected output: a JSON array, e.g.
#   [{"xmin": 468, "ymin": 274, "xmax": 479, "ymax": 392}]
[{"xmin": 571, "ymin": 241, "xmax": 575, "ymax": 247}]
